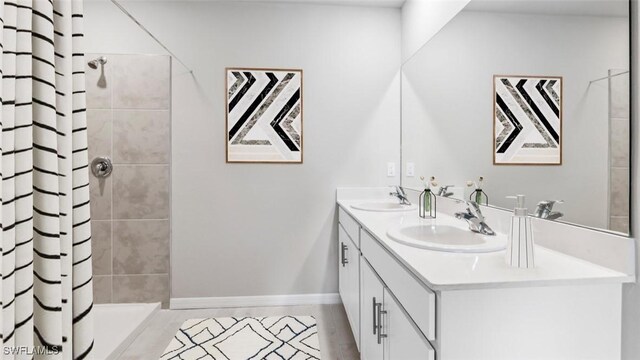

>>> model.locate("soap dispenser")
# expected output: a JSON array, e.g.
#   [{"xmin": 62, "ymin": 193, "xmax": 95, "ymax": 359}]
[{"xmin": 505, "ymin": 195, "xmax": 535, "ymax": 269}]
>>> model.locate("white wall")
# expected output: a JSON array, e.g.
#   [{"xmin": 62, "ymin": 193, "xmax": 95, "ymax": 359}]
[
  {"xmin": 83, "ymin": 0, "xmax": 401, "ymax": 298},
  {"xmin": 401, "ymin": 10, "xmax": 629, "ymax": 229},
  {"xmin": 401, "ymin": 0, "xmax": 470, "ymax": 63}
]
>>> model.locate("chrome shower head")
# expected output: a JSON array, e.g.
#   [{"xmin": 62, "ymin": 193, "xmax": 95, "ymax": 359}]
[{"xmin": 88, "ymin": 56, "xmax": 108, "ymax": 69}]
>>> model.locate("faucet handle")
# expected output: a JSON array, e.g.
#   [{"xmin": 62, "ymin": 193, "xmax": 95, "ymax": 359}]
[
  {"xmin": 467, "ymin": 200, "xmax": 481, "ymax": 212},
  {"xmin": 537, "ymin": 199, "xmax": 564, "ymax": 209},
  {"xmin": 465, "ymin": 201, "xmax": 485, "ymax": 221}
]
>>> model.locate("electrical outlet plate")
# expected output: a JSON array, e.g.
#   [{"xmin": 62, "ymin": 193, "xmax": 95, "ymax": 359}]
[
  {"xmin": 387, "ymin": 162, "xmax": 395, "ymax": 177},
  {"xmin": 406, "ymin": 162, "xmax": 415, "ymax": 177}
]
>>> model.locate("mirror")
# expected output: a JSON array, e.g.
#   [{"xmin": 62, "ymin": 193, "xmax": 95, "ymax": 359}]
[{"xmin": 401, "ymin": 0, "xmax": 630, "ymax": 234}]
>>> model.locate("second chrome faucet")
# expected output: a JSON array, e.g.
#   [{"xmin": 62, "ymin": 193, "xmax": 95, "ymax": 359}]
[
  {"xmin": 390, "ymin": 185, "xmax": 411, "ymax": 205},
  {"xmin": 454, "ymin": 201, "xmax": 496, "ymax": 236}
]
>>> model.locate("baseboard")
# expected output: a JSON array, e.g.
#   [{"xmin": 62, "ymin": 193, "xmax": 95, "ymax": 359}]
[{"xmin": 170, "ymin": 293, "xmax": 341, "ymax": 310}]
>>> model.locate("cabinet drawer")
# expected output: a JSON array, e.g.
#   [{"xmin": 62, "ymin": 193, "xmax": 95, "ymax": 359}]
[
  {"xmin": 339, "ymin": 207, "xmax": 360, "ymax": 249},
  {"xmin": 361, "ymin": 229, "xmax": 436, "ymax": 341}
]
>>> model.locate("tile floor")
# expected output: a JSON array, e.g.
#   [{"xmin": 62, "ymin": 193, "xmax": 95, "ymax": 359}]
[{"xmin": 117, "ymin": 304, "xmax": 359, "ymax": 360}]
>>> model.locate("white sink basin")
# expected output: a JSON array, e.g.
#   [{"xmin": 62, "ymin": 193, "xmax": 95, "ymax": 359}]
[
  {"xmin": 351, "ymin": 201, "xmax": 417, "ymax": 212},
  {"xmin": 387, "ymin": 224, "xmax": 506, "ymax": 253}
]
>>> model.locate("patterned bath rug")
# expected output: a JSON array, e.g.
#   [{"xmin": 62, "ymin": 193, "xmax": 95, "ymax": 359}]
[{"xmin": 160, "ymin": 316, "xmax": 321, "ymax": 360}]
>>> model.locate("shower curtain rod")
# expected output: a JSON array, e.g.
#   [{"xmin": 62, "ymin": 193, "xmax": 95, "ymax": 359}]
[
  {"xmin": 110, "ymin": 0, "xmax": 194, "ymax": 74},
  {"xmin": 589, "ymin": 70, "xmax": 629, "ymax": 84}
]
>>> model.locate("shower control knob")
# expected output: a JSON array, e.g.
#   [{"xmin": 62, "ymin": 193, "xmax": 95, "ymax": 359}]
[{"xmin": 91, "ymin": 156, "xmax": 113, "ymax": 178}]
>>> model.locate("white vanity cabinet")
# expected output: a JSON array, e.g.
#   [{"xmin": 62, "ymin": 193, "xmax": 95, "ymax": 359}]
[
  {"xmin": 338, "ymin": 208, "xmax": 361, "ymax": 349},
  {"xmin": 336, "ymin": 201, "xmax": 627, "ymax": 360},
  {"xmin": 360, "ymin": 258, "xmax": 435, "ymax": 360}
]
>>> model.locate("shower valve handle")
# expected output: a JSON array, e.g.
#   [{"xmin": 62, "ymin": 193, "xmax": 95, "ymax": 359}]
[{"xmin": 91, "ymin": 156, "xmax": 113, "ymax": 178}]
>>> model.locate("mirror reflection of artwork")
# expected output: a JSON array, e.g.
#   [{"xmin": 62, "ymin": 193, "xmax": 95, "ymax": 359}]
[
  {"xmin": 494, "ymin": 75, "xmax": 562, "ymax": 165},
  {"xmin": 401, "ymin": 1, "xmax": 630, "ymax": 233},
  {"xmin": 226, "ymin": 68, "xmax": 303, "ymax": 163}
]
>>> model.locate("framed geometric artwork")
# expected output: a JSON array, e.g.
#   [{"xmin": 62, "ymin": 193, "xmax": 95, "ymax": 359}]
[
  {"xmin": 226, "ymin": 67, "xmax": 303, "ymax": 163},
  {"xmin": 493, "ymin": 75, "xmax": 562, "ymax": 165}
]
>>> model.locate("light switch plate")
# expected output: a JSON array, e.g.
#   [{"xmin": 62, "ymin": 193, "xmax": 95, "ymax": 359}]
[
  {"xmin": 387, "ymin": 162, "xmax": 395, "ymax": 177},
  {"xmin": 406, "ymin": 162, "xmax": 415, "ymax": 177}
]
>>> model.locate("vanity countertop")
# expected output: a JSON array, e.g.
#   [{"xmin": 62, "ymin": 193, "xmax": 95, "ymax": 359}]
[{"xmin": 338, "ymin": 199, "xmax": 634, "ymax": 291}]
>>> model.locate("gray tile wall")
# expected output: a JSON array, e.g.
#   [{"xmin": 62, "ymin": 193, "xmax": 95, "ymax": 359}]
[
  {"xmin": 86, "ymin": 54, "xmax": 171, "ymax": 307},
  {"xmin": 609, "ymin": 70, "xmax": 630, "ymax": 233}
]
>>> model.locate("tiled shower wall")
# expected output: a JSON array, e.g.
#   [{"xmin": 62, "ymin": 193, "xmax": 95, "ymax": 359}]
[
  {"xmin": 86, "ymin": 54, "xmax": 171, "ymax": 307},
  {"xmin": 608, "ymin": 69, "xmax": 630, "ymax": 234}
]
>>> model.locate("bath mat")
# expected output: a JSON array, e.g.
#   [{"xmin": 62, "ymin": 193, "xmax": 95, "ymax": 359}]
[{"xmin": 160, "ymin": 316, "xmax": 320, "ymax": 360}]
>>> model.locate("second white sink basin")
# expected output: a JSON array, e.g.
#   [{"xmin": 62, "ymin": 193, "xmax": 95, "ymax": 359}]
[
  {"xmin": 387, "ymin": 224, "xmax": 506, "ymax": 253},
  {"xmin": 351, "ymin": 201, "xmax": 417, "ymax": 212}
]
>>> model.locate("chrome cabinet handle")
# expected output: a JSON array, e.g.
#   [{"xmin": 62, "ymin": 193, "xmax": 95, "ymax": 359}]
[
  {"xmin": 341, "ymin": 243, "xmax": 348, "ymax": 266},
  {"xmin": 377, "ymin": 305, "xmax": 387, "ymax": 344},
  {"xmin": 372, "ymin": 297, "xmax": 377, "ymax": 335}
]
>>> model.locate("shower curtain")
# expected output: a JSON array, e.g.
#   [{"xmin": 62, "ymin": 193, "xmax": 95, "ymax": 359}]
[{"xmin": 0, "ymin": 0, "xmax": 93, "ymax": 359}]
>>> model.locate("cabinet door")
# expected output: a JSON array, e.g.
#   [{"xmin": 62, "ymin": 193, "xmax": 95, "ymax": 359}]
[
  {"xmin": 339, "ymin": 225, "xmax": 360, "ymax": 348},
  {"xmin": 338, "ymin": 226, "xmax": 349, "ymax": 304},
  {"xmin": 383, "ymin": 288, "xmax": 435, "ymax": 360},
  {"xmin": 361, "ymin": 260, "xmax": 385, "ymax": 360},
  {"xmin": 345, "ymin": 235, "xmax": 360, "ymax": 349}
]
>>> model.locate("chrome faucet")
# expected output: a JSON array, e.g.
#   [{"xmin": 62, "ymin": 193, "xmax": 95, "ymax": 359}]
[
  {"xmin": 534, "ymin": 200, "xmax": 564, "ymax": 220},
  {"xmin": 437, "ymin": 185, "xmax": 454, "ymax": 197},
  {"xmin": 390, "ymin": 186, "xmax": 411, "ymax": 205},
  {"xmin": 454, "ymin": 201, "xmax": 495, "ymax": 236}
]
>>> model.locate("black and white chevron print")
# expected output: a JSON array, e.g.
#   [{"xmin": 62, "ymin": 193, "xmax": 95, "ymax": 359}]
[
  {"xmin": 161, "ymin": 316, "xmax": 321, "ymax": 360},
  {"xmin": 226, "ymin": 68, "xmax": 303, "ymax": 163},
  {"xmin": 494, "ymin": 76, "xmax": 562, "ymax": 164},
  {"xmin": 0, "ymin": 0, "xmax": 94, "ymax": 359}
]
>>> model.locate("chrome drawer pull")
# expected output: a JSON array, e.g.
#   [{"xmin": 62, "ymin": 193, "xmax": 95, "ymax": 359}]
[
  {"xmin": 341, "ymin": 243, "xmax": 349, "ymax": 266},
  {"xmin": 377, "ymin": 306, "xmax": 387, "ymax": 344},
  {"xmin": 373, "ymin": 297, "xmax": 378, "ymax": 335}
]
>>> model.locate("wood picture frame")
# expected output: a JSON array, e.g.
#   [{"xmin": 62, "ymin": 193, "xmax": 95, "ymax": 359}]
[
  {"xmin": 493, "ymin": 74, "xmax": 563, "ymax": 165},
  {"xmin": 225, "ymin": 67, "xmax": 304, "ymax": 163}
]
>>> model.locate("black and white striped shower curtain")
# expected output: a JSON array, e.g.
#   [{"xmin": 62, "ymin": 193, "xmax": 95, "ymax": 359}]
[{"xmin": 0, "ymin": 0, "xmax": 94, "ymax": 359}]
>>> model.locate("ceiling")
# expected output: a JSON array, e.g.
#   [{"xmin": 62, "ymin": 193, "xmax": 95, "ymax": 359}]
[
  {"xmin": 167, "ymin": 0, "xmax": 407, "ymax": 7},
  {"xmin": 118, "ymin": 0, "xmax": 627, "ymax": 14},
  {"xmin": 464, "ymin": 0, "xmax": 628, "ymax": 17}
]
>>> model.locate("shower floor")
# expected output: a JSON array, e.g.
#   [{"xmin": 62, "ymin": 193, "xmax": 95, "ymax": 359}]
[{"xmin": 94, "ymin": 303, "xmax": 160, "ymax": 360}]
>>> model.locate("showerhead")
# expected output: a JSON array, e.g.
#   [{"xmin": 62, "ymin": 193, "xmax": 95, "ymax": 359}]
[{"xmin": 88, "ymin": 56, "xmax": 108, "ymax": 69}]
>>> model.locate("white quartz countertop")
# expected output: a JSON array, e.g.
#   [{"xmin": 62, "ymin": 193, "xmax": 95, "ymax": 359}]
[{"xmin": 338, "ymin": 199, "xmax": 634, "ymax": 291}]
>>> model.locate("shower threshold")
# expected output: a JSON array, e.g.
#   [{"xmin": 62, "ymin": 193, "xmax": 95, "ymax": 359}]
[{"xmin": 94, "ymin": 302, "xmax": 160, "ymax": 360}]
